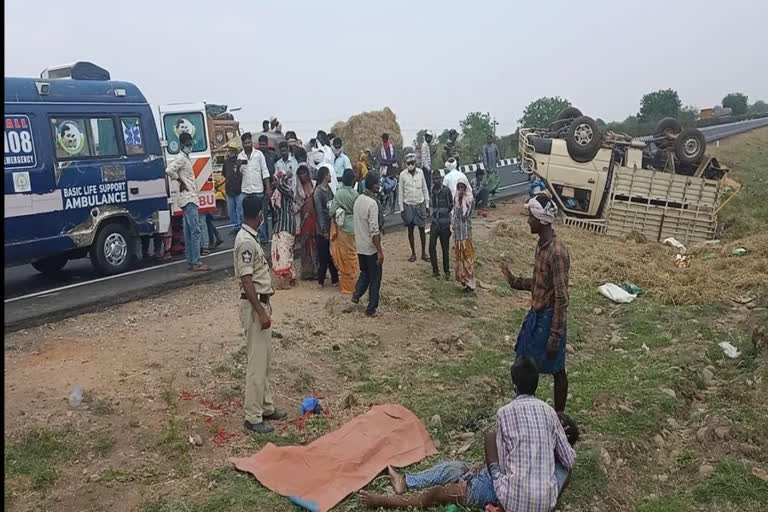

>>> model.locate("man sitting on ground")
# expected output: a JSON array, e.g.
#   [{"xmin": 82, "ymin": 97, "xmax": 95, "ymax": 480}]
[
  {"xmin": 360, "ymin": 357, "xmax": 577, "ymax": 511},
  {"xmin": 472, "ymin": 168, "xmax": 490, "ymax": 213}
]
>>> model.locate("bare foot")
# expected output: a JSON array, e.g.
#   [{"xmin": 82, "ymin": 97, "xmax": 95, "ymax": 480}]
[
  {"xmin": 388, "ymin": 465, "xmax": 407, "ymax": 494},
  {"xmin": 359, "ymin": 491, "xmax": 382, "ymax": 508},
  {"xmin": 359, "ymin": 491, "xmax": 404, "ymax": 508}
]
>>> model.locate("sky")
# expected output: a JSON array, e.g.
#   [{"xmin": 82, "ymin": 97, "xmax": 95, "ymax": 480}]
[{"xmin": 5, "ymin": 0, "xmax": 768, "ymax": 145}]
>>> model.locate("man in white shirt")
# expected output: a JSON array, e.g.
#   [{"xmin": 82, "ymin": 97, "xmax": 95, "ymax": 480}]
[
  {"xmin": 238, "ymin": 132, "xmax": 272, "ymax": 242},
  {"xmin": 442, "ymin": 158, "xmax": 464, "ymax": 196},
  {"xmin": 332, "ymin": 137, "xmax": 352, "ymax": 181},
  {"xmin": 274, "ymin": 141, "xmax": 298, "ymax": 189},
  {"xmin": 165, "ymin": 132, "xmax": 208, "ymax": 271},
  {"xmin": 398, "ymin": 153, "xmax": 430, "ymax": 263},
  {"xmin": 315, "ymin": 130, "xmax": 339, "ymax": 193}
]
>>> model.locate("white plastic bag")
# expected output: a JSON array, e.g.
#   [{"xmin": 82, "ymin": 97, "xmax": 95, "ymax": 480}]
[
  {"xmin": 663, "ymin": 237, "xmax": 687, "ymax": 254},
  {"xmin": 598, "ymin": 283, "xmax": 638, "ymax": 304},
  {"xmin": 718, "ymin": 341, "xmax": 741, "ymax": 359}
]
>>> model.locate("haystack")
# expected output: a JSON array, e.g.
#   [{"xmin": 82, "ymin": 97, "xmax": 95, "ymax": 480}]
[{"xmin": 331, "ymin": 107, "xmax": 403, "ymax": 160}]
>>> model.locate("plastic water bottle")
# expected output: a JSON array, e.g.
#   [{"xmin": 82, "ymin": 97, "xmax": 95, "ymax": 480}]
[{"xmin": 69, "ymin": 385, "xmax": 84, "ymax": 407}]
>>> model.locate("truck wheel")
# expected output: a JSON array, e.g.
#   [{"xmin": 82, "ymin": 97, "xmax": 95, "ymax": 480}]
[
  {"xmin": 31, "ymin": 255, "xmax": 68, "ymax": 275},
  {"xmin": 675, "ymin": 128, "xmax": 706, "ymax": 165},
  {"xmin": 90, "ymin": 222, "xmax": 135, "ymax": 275},
  {"xmin": 557, "ymin": 107, "xmax": 583, "ymax": 120},
  {"xmin": 566, "ymin": 116, "xmax": 602, "ymax": 162},
  {"xmin": 656, "ymin": 117, "xmax": 682, "ymax": 136}
]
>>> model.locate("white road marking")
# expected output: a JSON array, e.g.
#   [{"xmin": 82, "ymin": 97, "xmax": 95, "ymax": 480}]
[
  {"xmin": 5, "ymin": 181, "xmax": 528, "ymax": 305},
  {"xmin": 499, "ymin": 180, "xmax": 529, "ymax": 191},
  {"xmin": 5, "ymin": 244, "xmax": 236, "ymax": 304}
]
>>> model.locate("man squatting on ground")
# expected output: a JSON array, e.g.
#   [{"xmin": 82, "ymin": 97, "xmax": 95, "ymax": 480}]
[{"xmin": 360, "ymin": 357, "xmax": 577, "ymax": 511}]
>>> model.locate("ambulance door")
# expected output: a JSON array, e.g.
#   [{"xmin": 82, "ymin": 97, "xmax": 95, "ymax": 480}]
[{"xmin": 157, "ymin": 103, "xmax": 215, "ymax": 216}]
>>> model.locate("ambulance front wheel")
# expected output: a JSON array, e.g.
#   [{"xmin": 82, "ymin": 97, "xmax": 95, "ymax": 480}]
[
  {"xmin": 90, "ymin": 222, "xmax": 135, "ymax": 275},
  {"xmin": 31, "ymin": 255, "xmax": 68, "ymax": 275}
]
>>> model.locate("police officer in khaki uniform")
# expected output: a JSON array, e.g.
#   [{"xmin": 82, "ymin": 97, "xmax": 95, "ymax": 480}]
[{"xmin": 234, "ymin": 195, "xmax": 287, "ymax": 433}]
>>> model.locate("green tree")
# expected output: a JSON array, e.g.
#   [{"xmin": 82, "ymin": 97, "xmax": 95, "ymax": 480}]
[
  {"xmin": 497, "ymin": 131, "xmax": 519, "ymax": 159},
  {"xmin": 458, "ymin": 112, "xmax": 497, "ymax": 164},
  {"xmin": 722, "ymin": 92, "xmax": 749, "ymax": 116},
  {"xmin": 518, "ymin": 97, "xmax": 571, "ymax": 128},
  {"xmin": 749, "ymin": 100, "xmax": 768, "ymax": 114},
  {"xmin": 605, "ymin": 115, "xmax": 655, "ymax": 137},
  {"xmin": 437, "ymin": 129, "xmax": 453, "ymax": 145},
  {"xmin": 679, "ymin": 105, "xmax": 699, "ymax": 127},
  {"xmin": 413, "ymin": 129, "xmax": 428, "ymax": 147},
  {"xmin": 638, "ymin": 89, "xmax": 681, "ymax": 122}
]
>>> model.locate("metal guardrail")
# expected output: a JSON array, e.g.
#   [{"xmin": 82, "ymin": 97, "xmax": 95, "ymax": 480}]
[
  {"xmin": 633, "ymin": 117, "xmax": 768, "ymax": 143},
  {"xmin": 699, "ymin": 117, "xmax": 768, "ymax": 141}
]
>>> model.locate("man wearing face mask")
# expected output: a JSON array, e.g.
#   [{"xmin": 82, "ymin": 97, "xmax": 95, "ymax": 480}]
[
  {"xmin": 398, "ymin": 153, "xmax": 430, "ymax": 263},
  {"xmin": 222, "ymin": 143, "xmax": 244, "ymax": 233},
  {"xmin": 332, "ymin": 137, "xmax": 352, "ymax": 182},
  {"xmin": 165, "ymin": 132, "xmax": 209, "ymax": 271},
  {"xmin": 353, "ymin": 172, "xmax": 385, "ymax": 317},
  {"xmin": 238, "ymin": 132, "xmax": 272, "ymax": 243}
]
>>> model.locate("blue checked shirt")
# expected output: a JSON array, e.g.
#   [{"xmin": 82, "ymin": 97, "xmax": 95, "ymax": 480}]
[{"xmin": 493, "ymin": 396, "xmax": 575, "ymax": 512}]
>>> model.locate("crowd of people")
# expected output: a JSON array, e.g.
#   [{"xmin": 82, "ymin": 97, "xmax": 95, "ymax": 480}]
[
  {"xmin": 166, "ymin": 120, "xmax": 576, "ymax": 511},
  {"xmin": 166, "ymin": 121, "xmax": 507, "ymax": 296}
]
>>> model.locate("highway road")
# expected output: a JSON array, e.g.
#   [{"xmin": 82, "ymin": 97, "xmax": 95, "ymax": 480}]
[
  {"xmin": 7, "ymin": 116, "xmax": 767, "ymax": 331},
  {"xmin": 4, "ymin": 164, "xmax": 529, "ymax": 331}
]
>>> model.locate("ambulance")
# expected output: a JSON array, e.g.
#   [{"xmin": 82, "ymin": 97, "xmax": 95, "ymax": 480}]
[{"xmin": 3, "ymin": 62, "xmax": 214, "ymax": 276}]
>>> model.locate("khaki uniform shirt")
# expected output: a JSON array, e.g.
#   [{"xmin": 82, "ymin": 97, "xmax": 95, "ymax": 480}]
[{"xmin": 233, "ymin": 225, "xmax": 274, "ymax": 296}]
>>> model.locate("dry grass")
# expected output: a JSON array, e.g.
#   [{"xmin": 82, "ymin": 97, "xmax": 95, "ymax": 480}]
[
  {"xmin": 331, "ymin": 107, "xmax": 403, "ymax": 161},
  {"xmin": 488, "ymin": 219, "xmax": 768, "ymax": 306},
  {"xmin": 708, "ymin": 127, "xmax": 768, "ymax": 239}
]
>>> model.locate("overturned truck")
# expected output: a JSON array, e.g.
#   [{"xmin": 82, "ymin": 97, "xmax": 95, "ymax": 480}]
[{"xmin": 519, "ymin": 108, "xmax": 734, "ymax": 244}]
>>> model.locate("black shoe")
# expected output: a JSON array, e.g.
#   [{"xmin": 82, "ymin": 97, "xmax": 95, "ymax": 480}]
[
  {"xmin": 263, "ymin": 410, "xmax": 288, "ymax": 421},
  {"xmin": 244, "ymin": 420, "xmax": 274, "ymax": 434},
  {"xmin": 444, "ymin": 273, "xmax": 450, "ymax": 281},
  {"xmin": 351, "ymin": 296, "xmax": 360, "ymax": 304},
  {"xmin": 433, "ymin": 272, "xmax": 441, "ymax": 279}
]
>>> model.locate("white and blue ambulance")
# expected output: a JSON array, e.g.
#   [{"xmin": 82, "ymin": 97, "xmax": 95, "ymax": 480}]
[{"xmin": 4, "ymin": 62, "xmax": 214, "ymax": 275}]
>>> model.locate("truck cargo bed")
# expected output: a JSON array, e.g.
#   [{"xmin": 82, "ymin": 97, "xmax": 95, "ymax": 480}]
[{"xmin": 604, "ymin": 167, "xmax": 721, "ymax": 244}]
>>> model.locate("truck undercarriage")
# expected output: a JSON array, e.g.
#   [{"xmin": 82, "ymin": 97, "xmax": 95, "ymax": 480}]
[{"xmin": 518, "ymin": 109, "xmax": 736, "ymax": 245}]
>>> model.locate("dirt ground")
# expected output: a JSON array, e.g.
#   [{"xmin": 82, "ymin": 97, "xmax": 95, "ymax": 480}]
[
  {"xmin": 3, "ymin": 201, "xmax": 529, "ymax": 511},
  {"xmin": 5, "ymin": 183, "xmax": 768, "ymax": 512}
]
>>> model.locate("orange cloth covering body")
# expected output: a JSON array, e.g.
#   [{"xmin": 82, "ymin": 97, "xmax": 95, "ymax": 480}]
[{"xmin": 230, "ymin": 404, "xmax": 437, "ymax": 512}]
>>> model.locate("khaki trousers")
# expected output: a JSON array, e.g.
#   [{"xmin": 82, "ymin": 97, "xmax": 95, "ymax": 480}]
[{"xmin": 239, "ymin": 300, "xmax": 274, "ymax": 423}]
